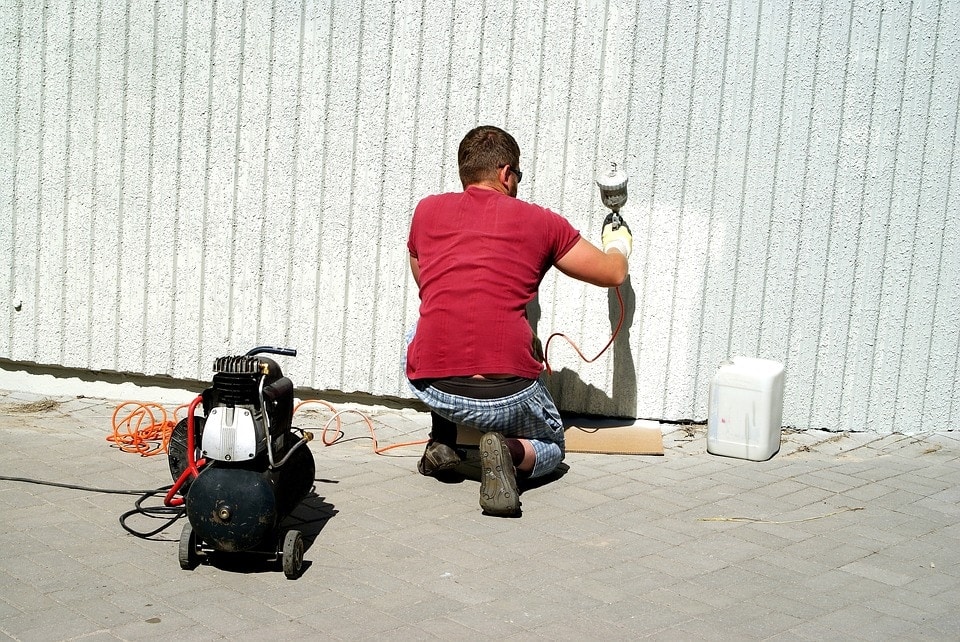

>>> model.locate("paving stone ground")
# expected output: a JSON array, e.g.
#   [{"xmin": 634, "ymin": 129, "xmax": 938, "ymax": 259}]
[{"xmin": 0, "ymin": 389, "xmax": 958, "ymax": 641}]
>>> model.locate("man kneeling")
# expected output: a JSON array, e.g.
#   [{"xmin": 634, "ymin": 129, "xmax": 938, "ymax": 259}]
[{"xmin": 403, "ymin": 126, "xmax": 632, "ymax": 516}]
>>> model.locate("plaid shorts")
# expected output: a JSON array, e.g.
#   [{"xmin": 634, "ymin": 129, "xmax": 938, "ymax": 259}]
[{"xmin": 404, "ymin": 329, "xmax": 564, "ymax": 478}]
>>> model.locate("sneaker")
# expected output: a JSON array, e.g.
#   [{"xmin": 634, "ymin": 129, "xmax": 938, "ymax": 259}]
[
  {"xmin": 478, "ymin": 432, "xmax": 521, "ymax": 516},
  {"xmin": 417, "ymin": 441, "xmax": 461, "ymax": 476}
]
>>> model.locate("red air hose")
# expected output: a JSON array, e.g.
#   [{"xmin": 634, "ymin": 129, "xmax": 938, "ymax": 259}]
[
  {"xmin": 543, "ymin": 286, "xmax": 624, "ymax": 375},
  {"xmin": 164, "ymin": 394, "xmax": 206, "ymax": 507}
]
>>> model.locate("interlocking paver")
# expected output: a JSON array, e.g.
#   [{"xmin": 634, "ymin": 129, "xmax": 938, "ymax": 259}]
[{"xmin": 2, "ymin": 390, "xmax": 960, "ymax": 640}]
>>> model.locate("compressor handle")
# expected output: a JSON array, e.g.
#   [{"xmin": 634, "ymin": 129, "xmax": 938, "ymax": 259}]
[
  {"xmin": 262, "ymin": 377, "xmax": 294, "ymax": 402},
  {"xmin": 246, "ymin": 345, "xmax": 298, "ymax": 357}
]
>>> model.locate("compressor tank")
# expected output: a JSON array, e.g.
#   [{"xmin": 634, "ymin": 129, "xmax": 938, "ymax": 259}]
[{"xmin": 185, "ymin": 436, "xmax": 315, "ymax": 552}]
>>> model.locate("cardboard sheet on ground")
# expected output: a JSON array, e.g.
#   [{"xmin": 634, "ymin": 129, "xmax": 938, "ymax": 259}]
[
  {"xmin": 563, "ymin": 418, "xmax": 664, "ymax": 455},
  {"xmin": 457, "ymin": 418, "xmax": 663, "ymax": 456}
]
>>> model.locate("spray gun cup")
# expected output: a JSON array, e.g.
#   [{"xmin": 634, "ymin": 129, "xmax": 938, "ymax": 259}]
[{"xmin": 596, "ymin": 163, "xmax": 629, "ymax": 213}]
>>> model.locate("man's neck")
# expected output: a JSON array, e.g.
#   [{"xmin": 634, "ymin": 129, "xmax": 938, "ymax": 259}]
[{"xmin": 467, "ymin": 180, "xmax": 509, "ymax": 195}]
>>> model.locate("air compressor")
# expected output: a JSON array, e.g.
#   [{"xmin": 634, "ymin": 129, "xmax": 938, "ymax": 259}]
[{"xmin": 166, "ymin": 346, "xmax": 316, "ymax": 579}]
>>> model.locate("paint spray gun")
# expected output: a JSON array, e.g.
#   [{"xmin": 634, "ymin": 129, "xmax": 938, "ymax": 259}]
[
  {"xmin": 596, "ymin": 163, "xmax": 631, "ymax": 257},
  {"xmin": 543, "ymin": 164, "xmax": 631, "ymax": 373},
  {"xmin": 597, "ymin": 162, "xmax": 628, "ymax": 224}
]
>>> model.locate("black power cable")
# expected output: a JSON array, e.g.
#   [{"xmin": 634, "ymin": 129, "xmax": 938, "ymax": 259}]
[
  {"xmin": 0, "ymin": 474, "xmax": 157, "ymax": 494},
  {"xmin": 118, "ymin": 487, "xmax": 186, "ymax": 539},
  {"xmin": 0, "ymin": 475, "xmax": 184, "ymax": 539}
]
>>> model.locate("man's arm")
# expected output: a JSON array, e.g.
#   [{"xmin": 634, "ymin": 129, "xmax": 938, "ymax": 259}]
[
  {"xmin": 554, "ymin": 237, "xmax": 628, "ymax": 287},
  {"xmin": 409, "ymin": 254, "xmax": 421, "ymax": 287}
]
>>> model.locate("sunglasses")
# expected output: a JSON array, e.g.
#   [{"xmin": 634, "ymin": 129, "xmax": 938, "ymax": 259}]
[{"xmin": 499, "ymin": 165, "xmax": 522, "ymax": 183}]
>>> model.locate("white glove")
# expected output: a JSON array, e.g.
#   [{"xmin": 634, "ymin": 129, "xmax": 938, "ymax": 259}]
[{"xmin": 602, "ymin": 212, "xmax": 632, "ymax": 258}]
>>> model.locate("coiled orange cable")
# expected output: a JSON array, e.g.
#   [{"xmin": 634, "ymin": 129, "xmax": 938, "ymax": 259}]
[{"xmin": 107, "ymin": 401, "xmax": 190, "ymax": 457}]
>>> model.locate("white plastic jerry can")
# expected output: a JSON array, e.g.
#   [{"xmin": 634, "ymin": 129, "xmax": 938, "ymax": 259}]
[{"xmin": 707, "ymin": 357, "xmax": 785, "ymax": 461}]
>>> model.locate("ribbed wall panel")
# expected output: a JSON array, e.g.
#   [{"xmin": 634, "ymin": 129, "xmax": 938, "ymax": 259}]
[{"xmin": 2, "ymin": 0, "xmax": 957, "ymax": 432}]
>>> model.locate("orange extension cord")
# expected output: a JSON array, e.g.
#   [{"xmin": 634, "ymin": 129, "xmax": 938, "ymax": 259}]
[
  {"xmin": 109, "ymin": 286, "xmax": 623, "ymax": 458},
  {"xmin": 107, "ymin": 401, "xmax": 190, "ymax": 457},
  {"xmin": 292, "ymin": 399, "xmax": 426, "ymax": 454},
  {"xmin": 108, "ymin": 399, "xmax": 425, "ymax": 459}
]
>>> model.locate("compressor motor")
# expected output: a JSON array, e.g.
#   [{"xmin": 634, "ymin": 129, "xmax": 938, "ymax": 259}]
[{"xmin": 167, "ymin": 346, "xmax": 316, "ymax": 579}]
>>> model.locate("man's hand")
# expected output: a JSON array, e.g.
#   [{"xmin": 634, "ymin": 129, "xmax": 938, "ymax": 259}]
[{"xmin": 602, "ymin": 212, "xmax": 632, "ymax": 258}]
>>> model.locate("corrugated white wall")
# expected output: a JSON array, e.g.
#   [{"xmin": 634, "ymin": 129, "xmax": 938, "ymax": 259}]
[{"xmin": 2, "ymin": 0, "xmax": 958, "ymax": 432}]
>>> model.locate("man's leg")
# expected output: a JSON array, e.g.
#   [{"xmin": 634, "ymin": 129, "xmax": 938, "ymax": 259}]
[
  {"xmin": 500, "ymin": 380, "xmax": 565, "ymax": 479},
  {"xmin": 407, "ymin": 377, "xmax": 562, "ymax": 485},
  {"xmin": 506, "ymin": 438, "xmax": 536, "ymax": 473},
  {"xmin": 429, "ymin": 412, "xmax": 457, "ymax": 446}
]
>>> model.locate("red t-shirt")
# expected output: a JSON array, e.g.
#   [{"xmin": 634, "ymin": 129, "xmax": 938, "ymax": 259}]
[{"xmin": 406, "ymin": 186, "xmax": 581, "ymax": 380}]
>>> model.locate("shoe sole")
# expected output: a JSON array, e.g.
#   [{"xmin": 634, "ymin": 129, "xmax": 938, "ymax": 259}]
[{"xmin": 479, "ymin": 432, "xmax": 520, "ymax": 516}]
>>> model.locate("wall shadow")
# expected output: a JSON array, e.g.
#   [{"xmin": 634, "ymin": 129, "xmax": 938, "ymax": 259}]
[{"xmin": 529, "ymin": 275, "xmax": 638, "ymax": 418}]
